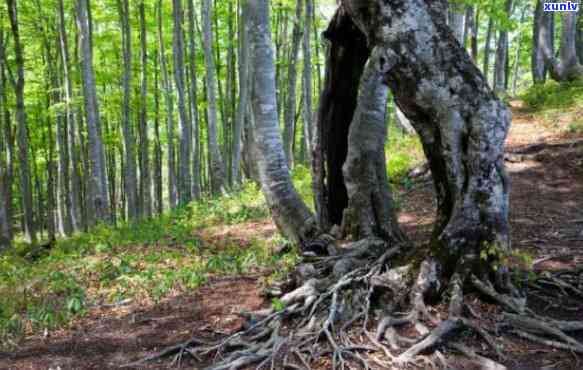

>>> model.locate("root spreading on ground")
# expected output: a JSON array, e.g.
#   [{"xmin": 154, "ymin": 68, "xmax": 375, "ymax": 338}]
[{"xmin": 125, "ymin": 238, "xmax": 583, "ymax": 369}]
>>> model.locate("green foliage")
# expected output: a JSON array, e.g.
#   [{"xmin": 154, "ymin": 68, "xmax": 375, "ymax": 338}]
[
  {"xmin": 386, "ymin": 126, "xmax": 424, "ymax": 185},
  {"xmin": 521, "ymin": 81, "xmax": 583, "ymax": 111},
  {"xmin": 0, "ymin": 185, "xmax": 299, "ymax": 349}
]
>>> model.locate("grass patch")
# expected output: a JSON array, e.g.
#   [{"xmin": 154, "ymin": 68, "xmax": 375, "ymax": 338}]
[
  {"xmin": 0, "ymin": 184, "xmax": 298, "ymax": 349},
  {"xmin": 521, "ymin": 80, "xmax": 583, "ymax": 111},
  {"xmin": 386, "ymin": 126, "xmax": 425, "ymax": 185}
]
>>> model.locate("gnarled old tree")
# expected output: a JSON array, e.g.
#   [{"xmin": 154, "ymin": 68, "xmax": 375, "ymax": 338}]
[{"xmin": 132, "ymin": 1, "xmax": 583, "ymax": 369}]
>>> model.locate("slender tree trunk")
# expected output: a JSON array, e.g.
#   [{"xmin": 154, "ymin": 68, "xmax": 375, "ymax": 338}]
[
  {"xmin": 448, "ymin": 0, "xmax": 465, "ymax": 44},
  {"xmin": 172, "ymin": 0, "xmax": 193, "ymax": 206},
  {"xmin": 483, "ymin": 17, "xmax": 494, "ymax": 85},
  {"xmin": 394, "ymin": 103, "xmax": 416, "ymax": 135},
  {"xmin": 283, "ymin": 0, "xmax": 303, "ymax": 168},
  {"xmin": 232, "ymin": 0, "xmax": 250, "ymax": 185},
  {"xmin": 247, "ymin": 0, "xmax": 319, "ymax": 244},
  {"xmin": 118, "ymin": 0, "xmax": 138, "ymax": 220},
  {"xmin": 138, "ymin": 2, "xmax": 151, "ymax": 218},
  {"xmin": 470, "ymin": 7, "xmax": 479, "ymax": 62},
  {"xmin": 512, "ymin": 5, "xmax": 528, "ymax": 96},
  {"xmin": 153, "ymin": 47, "xmax": 163, "ymax": 215},
  {"xmin": 532, "ymin": 0, "xmax": 549, "ymax": 83},
  {"xmin": 302, "ymin": 0, "xmax": 314, "ymax": 164},
  {"xmin": 462, "ymin": 6, "xmax": 473, "ymax": 49},
  {"xmin": 202, "ymin": 0, "xmax": 227, "ymax": 194},
  {"xmin": 186, "ymin": 0, "xmax": 201, "ymax": 198},
  {"xmin": 0, "ymin": 31, "xmax": 11, "ymax": 251},
  {"xmin": 7, "ymin": 0, "xmax": 36, "ymax": 243},
  {"xmin": 158, "ymin": 0, "xmax": 177, "ymax": 209},
  {"xmin": 494, "ymin": 0, "xmax": 513, "ymax": 95},
  {"xmin": 76, "ymin": 0, "xmax": 110, "ymax": 224},
  {"xmin": 58, "ymin": 0, "xmax": 83, "ymax": 232}
]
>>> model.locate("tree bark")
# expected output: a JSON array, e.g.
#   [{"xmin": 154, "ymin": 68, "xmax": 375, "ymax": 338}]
[
  {"xmin": 138, "ymin": 1, "xmax": 151, "ymax": 218},
  {"xmin": 58, "ymin": 0, "xmax": 83, "ymax": 232},
  {"xmin": 301, "ymin": 0, "xmax": 314, "ymax": 164},
  {"xmin": 447, "ymin": 0, "xmax": 465, "ymax": 45},
  {"xmin": 158, "ymin": 0, "xmax": 178, "ymax": 209},
  {"xmin": 247, "ymin": 0, "xmax": 319, "ymax": 245},
  {"xmin": 532, "ymin": 0, "xmax": 549, "ymax": 83},
  {"xmin": 341, "ymin": 49, "xmax": 406, "ymax": 243},
  {"xmin": 494, "ymin": 0, "xmax": 513, "ymax": 95},
  {"xmin": 0, "ymin": 30, "xmax": 11, "ymax": 251},
  {"xmin": 7, "ymin": 0, "xmax": 36, "ymax": 243},
  {"xmin": 202, "ymin": 0, "xmax": 227, "ymax": 194},
  {"xmin": 541, "ymin": 9, "xmax": 583, "ymax": 81},
  {"xmin": 483, "ymin": 17, "xmax": 494, "ymax": 85},
  {"xmin": 153, "ymin": 46, "xmax": 163, "ymax": 215},
  {"xmin": 173, "ymin": 0, "xmax": 193, "ymax": 206},
  {"xmin": 340, "ymin": 0, "xmax": 512, "ymax": 273},
  {"xmin": 232, "ymin": 0, "xmax": 250, "ymax": 185},
  {"xmin": 282, "ymin": 0, "xmax": 303, "ymax": 168},
  {"xmin": 186, "ymin": 0, "xmax": 201, "ymax": 198},
  {"xmin": 118, "ymin": 0, "xmax": 138, "ymax": 221},
  {"xmin": 77, "ymin": 0, "xmax": 110, "ymax": 224},
  {"xmin": 312, "ymin": 8, "xmax": 370, "ymax": 231}
]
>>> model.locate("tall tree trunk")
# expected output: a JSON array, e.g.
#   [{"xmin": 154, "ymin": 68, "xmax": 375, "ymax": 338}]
[
  {"xmin": 541, "ymin": 9, "xmax": 583, "ymax": 81},
  {"xmin": 202, "ymin": 0, "xmax": 227, "ymax": 194},
  {"xmin": 302, "ymin": 0, "xmax": 314, "ymax": 164},
  {"xmin": 494, "ymin": 0, "xmax": 513, "ymax": 95},
  {"xmin": 138, "ymin": 1, "xmax": 151, "ymax": 218},
  {"xmin": 232, "ymin": 0, "xmax": 250, "ymax": 185},
  {"xmin": 172, "ymin": 0, "xmax": 193, "ymax": 206},
  {"xmin": 577, "ymin": 13, "xmax": 583, "ymax": 64},
  {"xmin": 483, "ymin": 17, "xmax": 494, "ymax": 85},
  {"xmin": 532, "ymin": 0, "xmax": 549, "ymax": 83},
  {"xmin": 158, "ymin": 0, "xmax": 178, "ymax": 209},
  {"xmin": 512, "ymin": 5, "xmax": 528, "ymax": 96},
  {"xmin": 7, "ymin": 0, "xmax": 36, "ymax": 243},
  {"xmin": 118, "ymin": 0, "xmax": 138, "ymax": 220},
  {"xmin": 312, "ymin": 8, "xmax": 370, "ymax": 231},
  {"xmin": 186, "ymin": 0, "xmax": 201, "ymax": 198},
  {"xmin": 448, "ymin": 0, "xmax": 465, "ymax": 44},
  {"xmin": 341, "ymin": 49, "xmax": 406, "ymax": 243},
  {"xmin": 153, "ymin": 47, "xmax": 164, "ymax": 215},
  {"xmin": 470, "ymin": 7, "xmax": 479, "ymax": 62},
  {"xmin": 0, "ymin": 30, "xmax": 11, "ymax": 251},
  {"xmin": 76, "ymin": 0, "xmax": 110, "ymax": 224},
  {"xmin": 247, "ymin": 0, "xmax": 319, "ymax": 245},
  {"xmin": 58, "ymin": 0, "xmax": 83, "ymax": 232},
  {"xmin": 343, "ymin": 0, "xmax": 511, "ymax": 272},
  {"xmin": 283, "ymin": 0, "xmax": 302, "ymax": 168}
]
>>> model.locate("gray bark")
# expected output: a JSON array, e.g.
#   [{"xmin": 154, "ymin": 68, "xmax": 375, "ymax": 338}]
[
  {"xmin": 447, "ymin": 1, "xmax": 465, "ymax": 45},
  {"xmin": 0, "ymin": 31, "xmax": 11, "ymax": 251},
  {"xmin": 248, "ymin": 0, "xmax": 319, "ymax": 245},
  {"xmin": 153, "ymin": 47, "xmax": 163, "ymax": 215},
  {"xmin": 173, "ymin": 0, "xmax": 193, "ymax": 205},
  {"xmin": 158, "ymin": 0, "xmax": 177, "ymax": 208},
  {"xmin": 342, "ymin": 50, "xmax": 406, "ymax": 243},
  {"xmin": 283, "ymin": 0, "xmax": 303, "ymax": 168},
  {"xmin": 232, "ymin": 0, "xmax": 250, "ymax": 184},
  {"xmin": 58, "ymin": 0, "xmax": 83, "ymax": 232},
  {"xmin": 202, "ymin": 0, "xmax": 227, "ymax": 194},
  {"xmin": 494, "ymin": 0, "xmax": 513, "ymax": 95},
  {"xmin": 394, "ymin": 103, "xmax": 416, "ymax": 135},
  {"xmin": 138, "ymin": 2, "xmax": 151, "ymax": 218},
  {"xmin": 7, "ymin": 0, "xmax": 36, "ymax": 243},
  {"xmin": 77, "ymin": 0, "xmax": 110, "ymax": 224},
  {"xmin": 541, "ymin": 9, "xmax": 583, "ymax": 81},
  {"xmin": 302, "ymin": 0, "xmax": 314, "ymax": 163},
  {"xmin": 342, "ymin": 0, "xmax": 511, "ymax": 270},
  {"xmin": 483, "ymin": 17, "xmax": 494, "ymax": 85},
  {"xmin": 512, "ymin": 5, "xmax": 528, "ymax": 96},
  {"xmin": 118, "ymin": 0, "xmax": 138, "ymax": 220},
  {"xmin": 532, "ymin": 0, "xmax": 550, "ymax": 83},
  {"xmin": 577, "ymin": 13, "xmax": 583, "ymax": 64},
  {"xmin": 186, "ymin": 0, "xmax": 201, "ymax": 198}
]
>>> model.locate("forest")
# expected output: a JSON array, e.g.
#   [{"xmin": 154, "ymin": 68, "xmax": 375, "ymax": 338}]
[{"xmin": 0, "ymin": 0, "xmax": 582, "ymax": 368}]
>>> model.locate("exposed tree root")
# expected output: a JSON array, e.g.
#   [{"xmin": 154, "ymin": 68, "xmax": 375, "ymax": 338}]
[{"xmin": 128, "ymin": 239, "xmax": 583, "ymax": 369}]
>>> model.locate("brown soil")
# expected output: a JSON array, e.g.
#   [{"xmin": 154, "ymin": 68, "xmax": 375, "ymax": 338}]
[{"xmin": 1, "ymin": 102, "xmax": 582, "ymax": 369}]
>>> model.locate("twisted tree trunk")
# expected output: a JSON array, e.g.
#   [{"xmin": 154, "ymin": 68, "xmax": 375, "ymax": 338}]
[{"xmin": 541, "ymin": 9, "xmax": 583, "ymax": 81}]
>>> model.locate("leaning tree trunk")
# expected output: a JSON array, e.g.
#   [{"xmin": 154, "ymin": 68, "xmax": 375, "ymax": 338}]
[
  {"xmin": 394, "ymin": 103, "xmax": 416, "ymax": 135},
  {"xmin": 341, "ymin": 0, "xmax": 511, "ymax": 275},
  {"xmin": 247, "ymin": 0, "xmax": 319, "ymax": 246},
  {"xmin": 447, "ymin": 0, "xmax": 465, "ymax": 45}
]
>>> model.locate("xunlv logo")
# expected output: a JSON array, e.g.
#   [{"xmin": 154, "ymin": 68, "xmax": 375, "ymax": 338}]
[{"xmin": 544, "ymin": 2, "xmax": 580, "ymax": 11}]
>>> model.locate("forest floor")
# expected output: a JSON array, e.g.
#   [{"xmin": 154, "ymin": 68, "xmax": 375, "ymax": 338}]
[{"xmin": 1, "ymin": 98, "xmax": 583, "ymax": 369}]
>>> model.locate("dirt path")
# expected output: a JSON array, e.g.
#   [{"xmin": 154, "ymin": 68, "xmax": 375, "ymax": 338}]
[{"xmin": 1, "ymin": 103, "xmax": 582, "ymax": 369}]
